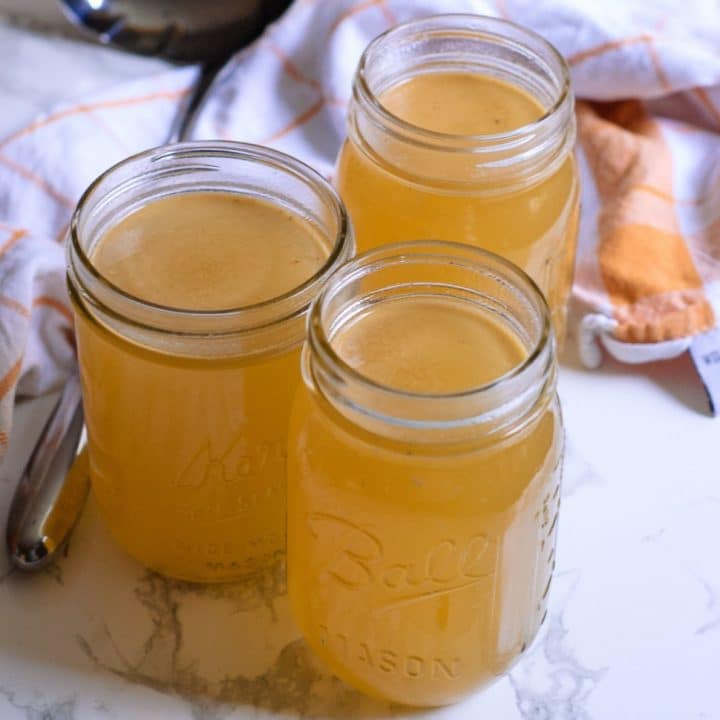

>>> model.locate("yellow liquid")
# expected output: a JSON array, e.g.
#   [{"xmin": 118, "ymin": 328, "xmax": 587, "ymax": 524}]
[
  {"xmin": 337, "ymin": 72, "xmax": 579, "ymax": 337},
  {"xmin": 288, "ymin": 296, "xmax": 563, "ymax": 706},
  {"xmin": 74, "ymin": 192, "xmax": 328, "ymax": 582}
]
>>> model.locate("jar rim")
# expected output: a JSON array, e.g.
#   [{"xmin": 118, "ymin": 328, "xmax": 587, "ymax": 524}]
[
  {"xmin": 354, "ymin": 13, "xmax": 571, "ymax": 152},
  {"xmin": 308, "ymin": 240, "xmax": 553, "ymax": 406},
  {"xmin": 69, "ymin": 141, "xmax": 352, "ymax": 325}
]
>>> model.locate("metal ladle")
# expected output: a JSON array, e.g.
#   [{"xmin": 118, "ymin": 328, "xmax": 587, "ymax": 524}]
[
  {"xmin": 58, "ymin": 0, "xmax": 293, "ymax": 140},
  {"xmin": 6, "ymin": 0, "xmax": 293, "ymax": 571}
]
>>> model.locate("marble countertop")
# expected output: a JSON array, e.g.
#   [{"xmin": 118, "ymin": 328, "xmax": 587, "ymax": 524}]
[{"xmin": 0, "ymin": 15, "xmax": 718, "ymax": 720}]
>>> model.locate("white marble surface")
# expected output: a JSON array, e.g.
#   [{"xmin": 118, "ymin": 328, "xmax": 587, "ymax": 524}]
[{"xmin": 0, "ymin": 16, "xmax": 719, "ymax": 720}]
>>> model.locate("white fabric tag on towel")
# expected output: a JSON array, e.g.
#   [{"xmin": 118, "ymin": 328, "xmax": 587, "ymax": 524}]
[{"xmin": 689, "ymin": 328, "xmax": 720, "ymax": 417}]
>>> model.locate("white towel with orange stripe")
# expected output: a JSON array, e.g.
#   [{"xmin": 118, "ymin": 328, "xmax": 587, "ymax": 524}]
[{"xmin": 2, "ymin": 0, "xmax": 720, "ymax": 459}]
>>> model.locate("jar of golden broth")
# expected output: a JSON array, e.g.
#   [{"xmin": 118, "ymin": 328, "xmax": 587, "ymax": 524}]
[
  {"xmin": 67, "ymin": 142, "xmax": 353, "ymax": 582},
  {"xmin": 288, "ymin": 241, "xmax": 562, "ymax": 706},
  {"xmin": 336, "ymin": 15, "xmax": 579, "ymax": 339}
]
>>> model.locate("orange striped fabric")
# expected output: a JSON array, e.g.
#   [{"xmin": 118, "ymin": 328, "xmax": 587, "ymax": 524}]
[
  {"xmin": 0, "ymin": 67, "xmax": 196, "ymax": 461},
  {"xmin": 577, "ymin": 101, "xmax": 715, "ymax": 343}
]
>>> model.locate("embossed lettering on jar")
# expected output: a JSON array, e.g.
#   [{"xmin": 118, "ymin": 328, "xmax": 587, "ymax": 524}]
[
  {"xmin": 288, "ymin": 241, "xmax": 563, "ymax": 706},
  {"xmin": 67, "ymin": 142, "xmax": 352, "ymax": 582},
  {"xmin": 336, "ymin": 14, "xmax": 579, "ymax": 339}
]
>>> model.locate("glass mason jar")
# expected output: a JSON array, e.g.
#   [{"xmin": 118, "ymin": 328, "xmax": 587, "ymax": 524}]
[
  {"xmin": 336, "ymin": 14, "xmax": 579, "ymax": 340},
  {"xmin": 67, "ymin": 142, "xmax": 353, "ymax": 583},
  {"xmin": 288, "ymin": 241, "xmax": 563, "ymax": 707}
]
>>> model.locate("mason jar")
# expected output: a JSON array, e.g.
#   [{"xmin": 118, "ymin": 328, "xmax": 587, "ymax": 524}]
[
  {"xmin": 288, "ymin": 240, "xmax": 563, "ymax": 706},
  {"xmin": 336, "ymin": 14, "xmax": 579, "ymax": 340},
  {"xmin": 68, "ymin": 142, "xmax": 353, "ymax": 582}
]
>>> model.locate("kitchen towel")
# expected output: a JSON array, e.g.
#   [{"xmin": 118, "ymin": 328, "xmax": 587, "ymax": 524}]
[{"xmin": 2, "ymin": 0, "xmax": 720, "ymax": 468}]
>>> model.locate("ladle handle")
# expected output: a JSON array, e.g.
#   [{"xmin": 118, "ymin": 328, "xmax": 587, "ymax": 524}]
[
  {"xmin": 6, "ymin": 373, "xmax": 86, "ymax": 570},
  {"xmin": 166, "ymin": 61, "xmax": 225, "ymax": 143}
]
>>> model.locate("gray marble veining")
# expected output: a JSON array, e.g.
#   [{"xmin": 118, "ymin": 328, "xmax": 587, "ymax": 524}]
[{"xmin": 509, "ymin": 573, "xmax": 607, "ymax": 720}]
